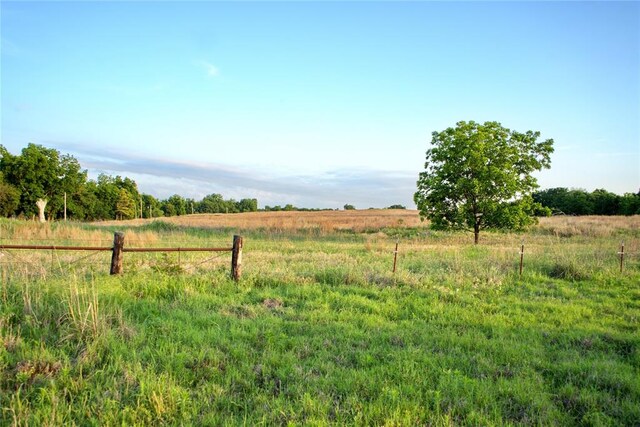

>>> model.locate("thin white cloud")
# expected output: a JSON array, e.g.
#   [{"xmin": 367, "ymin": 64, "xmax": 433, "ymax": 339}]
[
  {"xmin": 198, "ymin": 60, "xmax": 219, "ymax": 77},
  {"xmin": 44, "ymin": 141, "xmax": 417, "ymax": 208}
]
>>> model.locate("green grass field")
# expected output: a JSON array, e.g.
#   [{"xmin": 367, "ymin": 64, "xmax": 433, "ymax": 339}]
[{"xmin": 1, "ymin": 216, "xmax": 639, "ymax": 425}]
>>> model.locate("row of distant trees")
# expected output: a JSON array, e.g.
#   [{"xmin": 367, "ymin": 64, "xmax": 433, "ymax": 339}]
[
  {"xmin": 0, "ymin": 144, "xmax": 258, "ymax": 220},
  {"xmin": 533, "ymin": 188, "xmax": 640, "ymax": 216},
  {"xmin": 2, "ymin": 143, "xmax": 638, "ymax": 222},
  {"xmin": 261, "ymin": 204, "xmax": 405, "ymax": 212}
]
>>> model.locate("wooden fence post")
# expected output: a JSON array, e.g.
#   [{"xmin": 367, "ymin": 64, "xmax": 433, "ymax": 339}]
[
  {"xmin": 392, "ymin": 241, "xmax": 399, "ymax": 273},
  {"xmin": 619, "ymin": 241, "xmax": 625, "ymax": 273},
  {"xmin": 231, "ymin": 235, "xmax": 243, "ymax": 281},
  {"xmin": 110, "ymin": 232, "xmax": 125, "ymax": 275},
  {"xmin": 519, "ymin": 240, "xmax": 524, "ymax": 277}
]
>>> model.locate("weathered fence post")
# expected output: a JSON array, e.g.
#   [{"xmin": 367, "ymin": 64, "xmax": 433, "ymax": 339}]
[
  {"xmin": 110, "ymin": 232, "xmax": 125, "ymax": 275},
  {"xmin": 392, "ymin": 241, "xmax": 399, "ymax": 273},
  {"xmin": 619, "ymin": 241, "xmax": 625, "ymax": 273},
  {"xmin": 231, "ymin": 235, "xmax": 243, "ymax": 281},
  {"xmin": 519, "ymin": 240, "xmax": 524, "ymax": 277}
]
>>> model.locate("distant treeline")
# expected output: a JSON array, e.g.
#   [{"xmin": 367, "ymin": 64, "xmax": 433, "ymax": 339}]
[
  {"xmin": 261, "ymin": 204, "xmax": 406, "ymax": 212},
  {"xmin": 533, "ymin": 188, "xmax": 640, "ymax": 216},
  {"xmin": 263, "ymin": 204, "xmax": 334, "ymax": 212},
  {"xmin": 0, "ymin": 144, "xmax": 258, "ymax": 220}
]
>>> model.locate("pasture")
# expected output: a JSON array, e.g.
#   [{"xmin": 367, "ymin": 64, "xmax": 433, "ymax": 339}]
[{"xmin": 1, "ymin": 212, "xmax": 639, "ymax": 425}]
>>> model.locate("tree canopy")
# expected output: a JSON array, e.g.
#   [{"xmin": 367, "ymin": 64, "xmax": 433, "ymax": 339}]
[
  {"xmin": 533, "ymin": 187, "xmax": 640, "ymax": 216},
  {"xmin": 414, "ymin": 121, "xmax": 554, "ymax": 244},
  {"xmin": 0, "ymin": 144, "xmax": 260, "ymax": 220},
  {"xmin": 0, "ymin": 172, "xmax": 20, "ymax": 217},
  {"xmin": 0, "ymin": 144, "xmax": 87, "ymax": 219}
]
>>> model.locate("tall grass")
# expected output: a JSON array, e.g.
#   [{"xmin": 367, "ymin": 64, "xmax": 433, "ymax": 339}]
[{"xmin": 0, "ymin": 215, "xmax": 639, "ymax": 425}]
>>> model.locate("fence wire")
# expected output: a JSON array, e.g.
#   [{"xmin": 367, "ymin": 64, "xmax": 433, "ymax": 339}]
[
  {"xmin": 0, "ymin": 239, "xmax": 233, "ymax": 281},
  {"xmin": 0, "ymin": 234, "xmax": 637, "ymax": 283}
]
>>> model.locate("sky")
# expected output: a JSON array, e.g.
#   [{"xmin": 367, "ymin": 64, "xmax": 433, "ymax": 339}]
[{"xmin": 1, "ymin": 1, "xmax": 639, "ymax": 209}]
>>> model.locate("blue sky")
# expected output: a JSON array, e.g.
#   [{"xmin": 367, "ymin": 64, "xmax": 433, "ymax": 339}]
[{"xmin": 2, "ymin": 1, "xmax": 638, "ymax": 208}]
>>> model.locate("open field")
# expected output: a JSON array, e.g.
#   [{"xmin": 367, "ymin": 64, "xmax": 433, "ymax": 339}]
[
  {"xmin": 100, "ymin": 208, "xmax": 640, "ymax": 237},
  {"xmin": 1, "ymin": 214, "xmax": 639, "ymax": 425},
  {"xmin": 99, "ymin": 209, "xmax": 425, "ymax": 233}
]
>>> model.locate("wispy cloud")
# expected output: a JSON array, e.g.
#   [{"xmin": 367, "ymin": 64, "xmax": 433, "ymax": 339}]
[
  {"xmin": 46, "ymin": 142, "xmax": 417, "ymax": 208},
  {"xmin": 197, "ymin": 60, "xmax": 219, "ymax": 77}
]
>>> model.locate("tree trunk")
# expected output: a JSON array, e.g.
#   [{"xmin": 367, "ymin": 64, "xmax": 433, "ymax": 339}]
[
  {"xmin": 36, "ymin": 199, "xmax": 47, "ymax": 223},
  {"xmin": 474, "ymin": 223, "xmax": 480, "ymax": 245}
]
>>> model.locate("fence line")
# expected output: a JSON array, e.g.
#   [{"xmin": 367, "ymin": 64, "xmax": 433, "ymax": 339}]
[
  {"xmin": 0, "ymin": 244, "xmax": 112, "ymax": 251},
  {"xmin": 0, "ymin": 232, "xmax": 243, "ymax": 280},
  {"xmin": 1, "ymin": 234, "xmax": 637, "ymax": 281},
  {"xmin": 388, "ymin": 240, "xmax": 635, "ymax": 277},
  {"xmin": 122, "ymin": 247, "xmax": 231, "ymax": 253}
]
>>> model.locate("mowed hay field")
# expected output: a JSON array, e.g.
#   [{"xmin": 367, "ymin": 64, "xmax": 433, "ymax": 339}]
[
  {"xmin": 101, "ymin": 209, "xmax": 424, "ymax": 233},
  {"xmin": 1, "ymin": 213, "xmax": 639, "ymax": 425}
]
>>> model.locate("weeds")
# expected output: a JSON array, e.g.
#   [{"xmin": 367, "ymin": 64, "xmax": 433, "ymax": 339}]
[
  {"xmin": 548, "ymin": 261, "xmax": 590, "ymax": 281},
  {"xmin": 151, "ymin": 253, "xmax": 185, "ymax": 275}
]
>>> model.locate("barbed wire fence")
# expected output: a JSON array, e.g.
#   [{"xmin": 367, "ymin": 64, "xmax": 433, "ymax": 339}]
[
  {"xmin": 0, "ymin": 233, "xmax": 241, "ymax": 282},
  {"xmin": 0, "ymin": 230, "xmax": 637, "ymax": 284}
]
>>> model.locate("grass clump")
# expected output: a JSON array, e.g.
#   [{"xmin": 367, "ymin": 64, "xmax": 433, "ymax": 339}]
[{"xmin": 548, "ymin": 260, "xmax": 590, "ymax": 281}]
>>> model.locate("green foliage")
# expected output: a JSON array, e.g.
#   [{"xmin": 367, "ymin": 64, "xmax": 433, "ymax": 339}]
[
  {"xmin": 164, "ymin": 194, "xmax": 187, "ymax": 216},
  {"xmin": 237, "ymin": 198, "xmax": 258, "ymax": 213},
  {"xmin": 140, "ymin": 220, "xmax": 182, "ymax": 232},
  {"xmin": 263, "ymin": 205, "xmax": 335, "ymax": 212},
  {"xmin": 115, "ymin": 188, "xmax": 136, "ymax": 220},
  {"xmin": 195, "ymin": 194, "xmax": 257, "ymax": 214},
  {"xmin": 620, "ymin": 192, "xmax": 640, "ymax": 215},
  {"xmin": 387, "ymin": 204, "xmax": 406, "ymax": 210},
  {"xmin": 0, "ymin": 172, "xmax": 20, "ymax": 216},
  {"xmin": 197, "ymin": 193, "xmax": 226, "ymax": 213},
  {"xmin": 415, "ymin": 121, "xmax": 554, "ymax": 243},
  {"xmin": 151, "ymin": 253, "xmax": 185, "ymax": 274},
  {"xmin": 0, "ymin": 144, "xmax": 262, "ymax": 221},
  {"xmin": 343, "ymin": 204, "xmax": 356, "ymax": 210},
  {"xmin": 0, "ymin": 143, "xmax": 88, "ymax": 219},
  {"xmin": 534, "ymin": 187, "xmax": 640, "ymax": 216},
  {"xmin": 548, "ymin": 260, "xmax": 589, "ymax": 281},
  {"xmin": 142, "ymin": 193, "xmax": 162, "ymax": 218}
]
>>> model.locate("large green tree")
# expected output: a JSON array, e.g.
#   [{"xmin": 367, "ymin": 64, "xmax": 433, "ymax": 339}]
[
  {"xmin": 414, "ymin": 121, "xmax": 554, "ymax": 244},
  {"xmin": 0, "ymin": 144, "xmax": 88, "ymax": 219}
]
